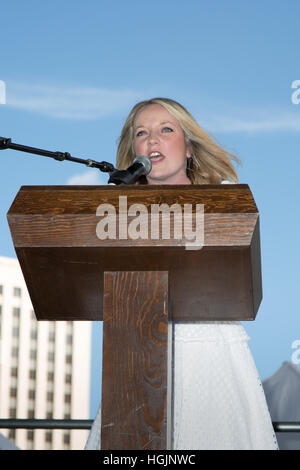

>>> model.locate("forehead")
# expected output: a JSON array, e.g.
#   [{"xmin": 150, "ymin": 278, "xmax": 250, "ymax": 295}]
[{"xmin": 134, "ymin": 104, "xmax": 179, "ymax": 127}]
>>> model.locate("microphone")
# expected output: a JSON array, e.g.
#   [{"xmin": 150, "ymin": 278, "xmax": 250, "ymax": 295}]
[{"xmin": 108, "ymin": 155, "xmax": 152, "ymax": 185}]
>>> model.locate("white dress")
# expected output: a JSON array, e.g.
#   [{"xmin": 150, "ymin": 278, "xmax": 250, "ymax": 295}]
[
  {"xmin": 85, "ymin": 181, "xmax": 278, "ymax": 451},
  {"xmin": 173, "ymin": 321, "xmax": 278, "ymax": 450},
  {"xmin": 85, "ymin": 321, "xmax": 278, "ymax": 450}
]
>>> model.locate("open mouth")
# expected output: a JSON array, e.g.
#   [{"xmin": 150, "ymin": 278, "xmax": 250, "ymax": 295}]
[{"xmin": 149, "ymin": 151, "xmax": 165, "ymax": 164}]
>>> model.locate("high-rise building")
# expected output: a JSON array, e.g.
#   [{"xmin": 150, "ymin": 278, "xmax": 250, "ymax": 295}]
[{"xmin": 0, "ymin": 256, "xmax": 92, "ymax": 450}]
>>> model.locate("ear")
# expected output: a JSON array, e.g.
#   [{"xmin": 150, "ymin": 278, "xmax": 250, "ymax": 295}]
[{"xmin": 186, "ymin": 144, "xmax": 192, "ymax": 159}]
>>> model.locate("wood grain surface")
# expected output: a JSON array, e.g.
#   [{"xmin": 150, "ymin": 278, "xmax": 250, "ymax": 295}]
[
  {"xmin": 7, "ymin": 185, "xmax": 262, "ymax": 321},
  {"xmin": 6, "ymin": 185, "xmax": 263, "ymax": 450},
  {"xmin": 7, "ymin": 184, "xmax": 258, "ymax": 247},
  {"xmin": 101, "ymin": 271, "xmax": 169, "ymax": 450}
]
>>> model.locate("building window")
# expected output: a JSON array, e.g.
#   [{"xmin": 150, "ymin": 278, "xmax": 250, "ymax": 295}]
[
  {"xmin": 0, "ymin": 285, "xmax": 3, "ymax": 295},
  {"xmin": 47, "ymin": 372, "xmax": 54, "ymax": 383},
  {"xmin": 66, "ymin": 334, "xmax": 73, "ymax": 345},
  {"xmin": 64, "ymin": 394, "xmax": 71, "ymax": 404},
  {"xmin": 13, "ymin": 307, "xmax": 20, "ymax": 317},
  {"xmin": 47, "ymin": 392, "xmax": 54, "ymax": 402},
  {"xmin": 30, "ymin": 329, "xmax": 38, "ymax": 340},
  {"xmin": 63, "ymin": 433, "xmax": 70, "ymax": 445},
  {"xmin": 27, "ymin": 430, "xmax": 34, "ymax": 441},
  {"xmin": 8, "ymin": 429, "xmax": 15, "ymax": 440},
  {"xmin": 11, "ymin": 347, "xmax": 19, "ymax": 357},
  {"xmin": 30, "ymin": 349, "xmax": 37, "ymax": 360},
  {"xmin": 27, "ymin": 410, "xmax": 35, "ymax": 419},
  {"xmin": 48, "ymin": 351, "xmax": 55, "ymax": 362},
  {"xmin": 45, "ymin": 431, "xmax": 52, "ymax": 443},
  {"xmin": 12, "ymin": 327, "xmax": 19, "ymax": 338},
  {"xmin": 65, "ymin": 354, "xmax": 72, "ymax": 365},
  {"xmin": 13, "ymin": 287, "xmax": 21, "ymax": 297},
  {"xmin": 65, "ymin": 374, "xmax": 72, "ymax": 384},
  {"xmin": 9, "ymin": 408, "xmax": 17, "ymax": 418},
  {"xmin": 48, "ymin": 331, "xmax": 55, "ymax": 342},
  {"xmin": 11, "ymin": 367, "xmax": 18, "ymax": 378},
  {"xmin": 10, "ymin": 388, "xmax": 17, "ymax": 398}
]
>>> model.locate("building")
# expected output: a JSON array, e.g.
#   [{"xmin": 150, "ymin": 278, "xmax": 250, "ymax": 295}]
[
  {"xmin": 263, "ymin": 361, "xmax": 300, "ymax": 450},
  {"xmin": 0, "ymin": 256, "xmax": 92, "ymax": 450}
]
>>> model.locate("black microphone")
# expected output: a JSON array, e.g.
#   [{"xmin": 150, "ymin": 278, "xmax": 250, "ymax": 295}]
[{"xmin": 108, "ymin": 155, "xmax": 152, "ymax": 185}]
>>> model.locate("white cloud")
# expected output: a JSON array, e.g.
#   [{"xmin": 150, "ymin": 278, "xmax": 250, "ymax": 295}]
[
  {"xmin": 5, "ymin": 80, "xmax": 300, "ymax": 133},
  {"xmin": 67, "ymin": 169, "xmax": 108, "ymax": 185},
  {"xmin": 6, "ymin": 81, "xmax": 145, "ymax": 119},
  {"xmin": 199, "ymin": 109, "xmax": 300, "ymax": 134}
]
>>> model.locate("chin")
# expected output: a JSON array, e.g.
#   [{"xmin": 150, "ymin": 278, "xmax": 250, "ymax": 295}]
[{"xmin": 147, "ymin": 174, "xmax": 168, "ymax": 184}]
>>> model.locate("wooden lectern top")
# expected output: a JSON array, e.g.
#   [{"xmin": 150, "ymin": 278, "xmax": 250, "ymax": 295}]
[{"xmin": 7, "ymin": 184, "xmax": 262, "ymax": 322}]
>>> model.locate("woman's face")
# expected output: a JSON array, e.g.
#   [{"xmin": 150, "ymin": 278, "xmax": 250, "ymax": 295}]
[{"xmin": 133, "ymin": 104, "xmax": 191, "ymax": 185}]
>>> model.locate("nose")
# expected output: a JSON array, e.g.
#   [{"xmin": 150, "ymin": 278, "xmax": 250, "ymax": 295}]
[{"xmin": 147, "ymin": 129, "xmax": 159, "ymax": 145}]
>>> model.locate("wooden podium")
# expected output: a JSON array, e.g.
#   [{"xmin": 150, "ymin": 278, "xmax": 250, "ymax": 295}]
[{"xmin": 7, "ymin": 184, "xmax": 262, "ymax": 450}]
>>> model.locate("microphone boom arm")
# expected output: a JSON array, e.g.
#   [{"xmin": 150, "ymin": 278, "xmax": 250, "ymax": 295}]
[{"xmin": 0, "ymin": 136, "xmax": 115, "ymax": 173}]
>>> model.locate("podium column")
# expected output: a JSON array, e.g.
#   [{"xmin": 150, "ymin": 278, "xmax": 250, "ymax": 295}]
[{"xmin": 101, "ymin": 270, "xmax": 172, "ymax": 450}]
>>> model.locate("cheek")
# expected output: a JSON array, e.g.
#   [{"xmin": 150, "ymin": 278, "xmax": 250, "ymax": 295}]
[
  {"xmin": 136, "ymin": 142, "xmax": 150, "ymax": 158},
  {"xmin": 133, "ymin": 138, "xmax": 143, "ymax": 155},
  {"xmin": 172, "ymin": 136, "xmax": 187, "ymax": 158}
]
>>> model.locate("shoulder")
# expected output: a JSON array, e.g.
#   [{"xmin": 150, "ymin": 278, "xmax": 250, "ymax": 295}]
[{"xmin": 221, "ymin": 180, "xmax": 236, "ymax": 184}]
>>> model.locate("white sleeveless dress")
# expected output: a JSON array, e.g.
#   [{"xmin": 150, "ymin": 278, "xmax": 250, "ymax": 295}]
[
  {"xmin": 85, "ymin": 321, "xmax": 278, "ymax": 450},
  {"xmin": 85, "ymin": 181, "xmax": 278, "ymax": 450}
]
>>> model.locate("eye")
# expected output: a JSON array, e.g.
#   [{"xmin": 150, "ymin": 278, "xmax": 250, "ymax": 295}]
[
  {"xmin": 136, "ymin": 130, "xmax": 146, "ymax": 137},
  {"xmin": 162, "ymin": 127, "xmax": 173, "ymax": 133}
]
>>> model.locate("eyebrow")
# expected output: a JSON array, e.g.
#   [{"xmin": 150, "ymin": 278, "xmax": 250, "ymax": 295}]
[{"xmin": 134, "ymin": 120, "xmax": 177, "ymax": 130}]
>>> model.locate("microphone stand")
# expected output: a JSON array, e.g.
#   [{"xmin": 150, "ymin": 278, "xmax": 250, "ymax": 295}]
[{"xmin": 0, "ymin": 136, "xmax": 115, "ymax": 175}]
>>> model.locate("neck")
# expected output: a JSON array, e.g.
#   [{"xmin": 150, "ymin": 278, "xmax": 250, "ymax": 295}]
[{"xmin": 146, "ymin": 174, "xmax": 192, "ymax": 185}]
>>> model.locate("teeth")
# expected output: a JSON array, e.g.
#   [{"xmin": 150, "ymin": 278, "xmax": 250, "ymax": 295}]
[{"xmin": 150, "ymin": 152, "xmax": 161, "ymax": 157}]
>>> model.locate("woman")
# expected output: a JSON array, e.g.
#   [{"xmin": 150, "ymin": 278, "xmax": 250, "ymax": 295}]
[{"xmin": 85, "ymin": 98, "xmax": 278, "ymax": 450}]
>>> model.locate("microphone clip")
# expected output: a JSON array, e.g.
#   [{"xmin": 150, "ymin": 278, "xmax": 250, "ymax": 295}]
[
  {"xmin": 0, "ymin": 137, "xmax": 12, "ymax": 149},
  {"xmin": 108, "ymin": 156, "xmax": 152, "ymax": 185},
  {"xmin": 108, "ymin": 169, "xmax": 136, "ymax": 185}
]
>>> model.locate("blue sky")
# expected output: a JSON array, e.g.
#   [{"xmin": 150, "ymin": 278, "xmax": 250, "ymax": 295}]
[{"xmin": 0, "ymin": 1, "xmax": 300, "ymax": 419}]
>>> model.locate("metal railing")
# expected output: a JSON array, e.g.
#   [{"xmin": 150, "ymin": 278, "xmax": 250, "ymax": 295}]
[
  {"xmin": 272, "ymin": 422, "xmax": 300, "ymax": 432},
  {"xmin": 0, "ymin": 419, "xmax": 299, "ymax": 432},
  {"xmin": 0, "ymin": 419, "xmax": 93, "ymax": 430}
]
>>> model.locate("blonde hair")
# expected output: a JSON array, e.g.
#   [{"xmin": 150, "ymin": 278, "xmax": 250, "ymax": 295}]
[{"xmin": 116, "ymin": 97, "xmax": 241, "ymax": 184}]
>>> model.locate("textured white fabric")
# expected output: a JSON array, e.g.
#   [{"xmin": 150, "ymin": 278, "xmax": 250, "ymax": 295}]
[
  {"xmin": 173, "ymin": 321, "xmax": 278, "ymax": 450},
  {"xmin": 85, "ymin": 321, "xmax": 278, "ymax": 450}
]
